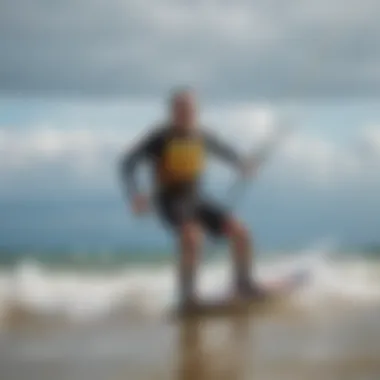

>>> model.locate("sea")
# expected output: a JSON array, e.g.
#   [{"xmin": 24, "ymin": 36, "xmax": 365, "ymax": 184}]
[{"xmin": 0, "ymin": 241, "xmax": 377, "ymax": 324}]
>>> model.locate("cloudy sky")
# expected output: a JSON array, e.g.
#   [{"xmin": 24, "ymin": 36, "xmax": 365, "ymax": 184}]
[{"xmin": 0, "ymin": 0, "xmax": 379, "ymax": 250}]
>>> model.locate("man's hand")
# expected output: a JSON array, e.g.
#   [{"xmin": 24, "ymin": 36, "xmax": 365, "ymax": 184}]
[{"xmin": 131, "ymin": 194, "xmax": 150, "ymax": 215}]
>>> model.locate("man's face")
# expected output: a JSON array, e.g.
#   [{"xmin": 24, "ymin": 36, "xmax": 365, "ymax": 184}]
[{"xmin": 171, "ymin": 92, "xmax": 197, "ymax": 131}]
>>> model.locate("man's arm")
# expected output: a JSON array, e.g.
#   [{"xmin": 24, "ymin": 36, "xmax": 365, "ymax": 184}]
[
  {"xmin": 119, "ymin": 129, "xmax": 161, "ymax": 200},
  {"xmin": 203, "ymin": 129, "xmax": 244, "ymax": 168}
]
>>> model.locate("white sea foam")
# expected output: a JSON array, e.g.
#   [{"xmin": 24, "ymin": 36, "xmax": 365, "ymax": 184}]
[{"xmin": 0, "ymin": 245, "xmax": 379, "ymax": 328}]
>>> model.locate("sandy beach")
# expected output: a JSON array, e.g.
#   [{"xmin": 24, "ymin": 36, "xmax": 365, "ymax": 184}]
[{"xmin": 2, "ymin": 300, "xmax": 380, "ymax": 380}]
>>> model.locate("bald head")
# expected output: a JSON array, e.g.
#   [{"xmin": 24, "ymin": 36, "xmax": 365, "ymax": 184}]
[{"xmin": 169, "ymin": 88, "xmax": 198, "ymax": 132}]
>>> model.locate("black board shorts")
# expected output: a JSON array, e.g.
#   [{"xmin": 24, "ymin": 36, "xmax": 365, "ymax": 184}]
[{"xmin": 155, "ymin": 191, "xmax": 229, "ymax": 236}]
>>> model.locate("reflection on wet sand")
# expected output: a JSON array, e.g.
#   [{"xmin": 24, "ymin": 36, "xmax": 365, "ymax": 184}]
[
  {"xmin": 173, "ymin": 306, "xmax": 380, "ymax": 380},
  {"xmin": 3, "ymin": 305, "xmax": 380, "ymax": 380},
  {"xmin": 176, "ymin": 315, "xmax": 251, "ymax": 380}
]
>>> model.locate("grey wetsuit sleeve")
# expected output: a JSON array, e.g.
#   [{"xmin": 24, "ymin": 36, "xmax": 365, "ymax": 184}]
[
  {"xmin": 203, "ymin": 129, "xmax": 243, "ymax": 167},
  {"xmin": 118, "ymin": 129, "xmax": 163, "ymax": 199}
]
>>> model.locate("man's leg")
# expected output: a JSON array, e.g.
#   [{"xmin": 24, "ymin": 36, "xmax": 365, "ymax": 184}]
[
  {"xmin": 223, "ymin": 218, "xmax": 265, "ymax": 298},
  {"xmin": 197, "ymin": 199, "xmax": 264, "ymax": 299},
  {"xmin": 177, "ymin": 221, "xmax": 203, "ymax": 307}
]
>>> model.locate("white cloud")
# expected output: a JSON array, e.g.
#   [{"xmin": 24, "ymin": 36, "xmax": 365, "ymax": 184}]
[
  {"xmin": 277, "ymin": 133, "xmax": 356, "ymax": 185},
  {"xmin": 207, "ymin": 104, "xmax": 380, "ymax": 187},
  {"xmin": 0, "ymin": 127, "xmax": 130, "ymax": 177},
  {"xmin": 0, "ymin": 105, "xmax": 379, "ymax": 194},
  {"xmin": 359, "ymin": 125, "xmax": 380, "ymax": 157},
  {"xmin": 205, "ymin": 104, "xmax": 280, "ymax": 152}
]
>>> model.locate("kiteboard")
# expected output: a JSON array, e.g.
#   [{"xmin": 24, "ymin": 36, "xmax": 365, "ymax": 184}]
[{"xmin": 172, "ymin": 267, "xmax": 311, "ymax": 319}]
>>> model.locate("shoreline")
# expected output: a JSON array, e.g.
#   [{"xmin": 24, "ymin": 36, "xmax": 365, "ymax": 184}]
[{"xmin": 2, "ymin": 302, "xmax": 380, "ymax": 380}]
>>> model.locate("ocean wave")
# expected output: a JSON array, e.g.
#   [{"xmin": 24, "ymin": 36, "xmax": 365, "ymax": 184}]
[{"xmin": 0, "ymin": 247, "xmax": 380, "ymax": 329}]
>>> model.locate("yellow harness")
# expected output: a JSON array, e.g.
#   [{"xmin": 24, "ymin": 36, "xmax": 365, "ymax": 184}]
[{"xmin": 161, "ymin": 137, "xmax": 205, "ymax": 183}]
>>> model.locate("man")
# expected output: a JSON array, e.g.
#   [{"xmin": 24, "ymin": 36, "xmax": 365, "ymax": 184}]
[{"xmin": 119, "ymin": 88, "xmax": 264, "ymax": 309}]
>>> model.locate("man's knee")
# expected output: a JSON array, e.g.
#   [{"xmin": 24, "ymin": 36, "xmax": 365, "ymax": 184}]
[
  {"xmin": 224, "ymin": 218, "xmax": 250, "ymax": 244},
  {"xmin": 179, "ymin": 222, "xmax": 203, "ymax": 251}
]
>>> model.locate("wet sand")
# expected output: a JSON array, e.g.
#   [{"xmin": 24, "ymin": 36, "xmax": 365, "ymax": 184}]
[{"xmin": 2, "ymin": 302, "xmax": 380, "ymax": 380}]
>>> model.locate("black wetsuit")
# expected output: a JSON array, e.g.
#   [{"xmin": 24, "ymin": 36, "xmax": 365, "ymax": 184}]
[{"xmin": 120, "ymin": 124, "xmax": 243, "ymax": 236}]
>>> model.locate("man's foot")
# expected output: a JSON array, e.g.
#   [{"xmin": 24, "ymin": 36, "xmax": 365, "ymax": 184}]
[
  {"xmin": 235, "ymin": 279, "xmax": 269, "ymax": 301},
  {"xmin": 178, "ymin": 296, "xmax": 201, "ymax": 313}
]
